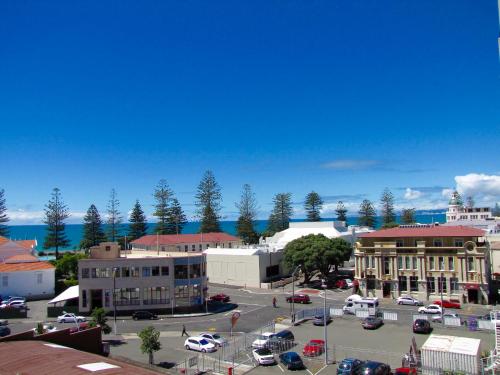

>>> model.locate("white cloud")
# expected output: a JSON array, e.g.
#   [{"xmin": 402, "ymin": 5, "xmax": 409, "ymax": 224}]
[
  {"xmin": 404, "ymin": 188, "xmax": 422, "ymax": 200},
  {"xmin": 7, "ymin": 210, "xmax": 86, "ymax": 225},
  {"xmin": 455, "ymin": 173, "xmax": 500, "ymax": 203},
  {"xmin": 321, "ymin": 159, "xmax": 380, "ymax": 170},
  {"xmin": 441, "ymin": 188, "xmax": 454, "ymax": 199}
]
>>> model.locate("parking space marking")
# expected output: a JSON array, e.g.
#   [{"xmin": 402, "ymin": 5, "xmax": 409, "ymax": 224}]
[
  {"xmin": 306, "ymin": 369, "xmax": 314, "ymax": 375},
  {"xmin": 314, "ymin": 365, "xmax": 328, "ymax": 374},
  {"xmin": 277, "ymin": 364, "xmax": 284, "ymax": 372}
]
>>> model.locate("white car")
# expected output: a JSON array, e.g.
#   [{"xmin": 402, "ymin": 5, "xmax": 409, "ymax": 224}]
[
  {"xmin": 251, "ymin": 332, "xmax": 276, "ymax": 349},
  {"xmin": 418, "ymin": 304, "xmax": 443, "ymax": 315},
  {"xmin": 431, "ymin": 312, "xmax": 460, "ymax": 323},
  {"xmin": 344, "ymin": 279, "xmax": 354, "ymax": 288},
  {"xmin": 396, "ymin": 295, "xmax": 423, "ymax": 306},
  {"xmin": 200, "ymin": 332, "xmax": 227, "ymax": 347},
  {"xmin": 57, "ymin": 313, "xmax": 86, "ymax": 323},
  {"xmin": 184, "ymin": 337, "xmax": 217, "ymax": 353},
  {"xmin": 252, "ymin": 348, "xmax": 276, "ymax": 365},
  {"xmin": 0, "ymin": 300, "xmax": 27, "ymax": 309}
]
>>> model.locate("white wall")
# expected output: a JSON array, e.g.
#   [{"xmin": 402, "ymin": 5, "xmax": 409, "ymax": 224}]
[
  {"xmin": 207, "ymin": 254, "xmax": 261, "ymax": 288},
  {"xmin": 0, "ymin": 269, "xmax": 55, "ymax": 299}
]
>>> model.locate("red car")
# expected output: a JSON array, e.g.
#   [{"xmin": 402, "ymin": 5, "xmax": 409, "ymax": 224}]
[
  {"xmin": 394, "ymin": 368, "xmax": 417, "ymax": 375},
  {"xmin": 209, "ymin": 294, "xmax": 230, "ymax": 303},
  {"xmin": 433, "ymin": 299, "xmax": 461, "ymax": 309},
  {"xmin": 286, "ymin": 294, "xmax": 310, "ymax": 304},
  {"xmin": 335, "ymin": 279, "xmax": 348, "ymax": 289},
  {"xmin": 303, "ymin": 339, "xmax": 325, "ymax": 357}
]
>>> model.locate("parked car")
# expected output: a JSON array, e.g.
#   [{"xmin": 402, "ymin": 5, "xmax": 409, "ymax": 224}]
[
  {"xmin": 200, "ymin": 332, "xmax": 227, "ymax": 347},
  {"xmin": 413, "ymin": 319, "xmax": 432, "ymax": 334},
  {"xmin": 359, "ymin": 361, "xmax": 391, "ymax": 375},
  {"xmin": 184, "ymin": 337, "xmax": 217, "ymax": 353},
  {"xmin": 396, "ymin": 295, "xmax": 423, "ymax": 306},
  {"xmin": 252, "ymin": 348, "xmax": 276, "ymax": 365},
  {"xmin": 0, "ymin": 319, "xmax": 8, "ymax": 326},
  {"xmin": 132, "ymin": 311, "xmax": 158, "ymax": 320},
  {"xmin": 344, "ymin": 279, "xmax": 354, "ymax": 288},
  {"xmin": 1, "ymin": 297, "xmax": 25, "ymax": 305},
  {"xmin": 337, "ymin": 358, "xmax": 365, "ymax": 375},
  {"xmin": 313, "ymin": 314, "xmax": 332, "ymax": 326},
  {"xmin": 433, "ymin": 299, "xmax": 461, "ymax": 309},
  {"xmin": 286, "ymin": 294, "xmax": 310, "ymax": 304},
  {"xmin": 0, "ymin": 300, "xmax": 27, "ymax": 309},
  {"xmin": 0, "ymin": 326, "xmax": 11, "ymax": 337},
  {"xmin": 252, "ymin": 332, "xmax": 276, "ymax": 349},
  {"xmin": 418, "ymin": 304, "xmax": 442, "ymax": 315},
  {"xmin": 394, "ymin": 368, "xmax": 417, "ymax": 375},
  {"xmin": 431, "ymin": 312, "xmax": 460, "ymax": 323},
  {"xmin": 279, "ymin": 352, "xmax": 304, "ymax": 370},
  {"xmin": 335, "ymin": 279, "xmax": 348, "ymax": 289},
  {"xmin": 57, "ymin": 313, "xmax": 86, "ymax": 323},
  {"xmin": 209, "ymin": 293, "xmax": 230, "ymax": 303},
  {"xmin": 362, "ymin": 316, "xmax": 384, "ymax": 330},
  {"xmin": 267, "ymin": 330, "xmax": 295, "ymax": 351},
  {"xmin": 303, "ymin": 339, "xmax": 325, "ymax": 357}
]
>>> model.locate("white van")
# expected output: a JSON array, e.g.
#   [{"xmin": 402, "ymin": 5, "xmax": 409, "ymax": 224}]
[
  {"xmin": 344, "ymin": 294, "xmax": 362, "ymax": 303},
  {"xmin": 343, "ymin": 298, "xmax": 380, "ymax": 316}
]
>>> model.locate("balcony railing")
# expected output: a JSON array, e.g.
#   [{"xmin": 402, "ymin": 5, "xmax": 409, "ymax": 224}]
[{"xmin": 114, "ymin": 300, "xmax": 141, "ymax": 306}]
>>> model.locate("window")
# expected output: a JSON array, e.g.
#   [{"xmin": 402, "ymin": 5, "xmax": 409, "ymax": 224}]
[
  {"xmin": 96, "ymin": 268, "xmax": 111, "ymax": 278},
  {"xmin": 448, "ymin": 257, "xmax": 454, "ymax": 271},
  {"xmin": 405, "ymin": 256, "xmax": 411, "ymax": 270},
  {"xmin": 398, "ymin": 276, "xmax": 407, "ymax": 292},
  {"xmin": 190, "ymin": 263, "xmax": 201, "ymax": 278},
  {"xmin": 161, "ymin": 246, "xmax": 165, "ymax": 251},
  {"xmin": 130, "ymin": 267, "xmax": 140, "ymax": 277},
  {"xmin": 396, "ymin": 240, "xmax": 403, "ymax": 247},
  {"xmin": 410, "ymin": 276, "xmax": 418, "ymax": 292},
  {"xmin": 438, "ymin": 277, "xmax": 447, "ymax": 293},
  {"xmin": 115, "ymin": 288, "xmax": 140, "ymax": 306},
  {"xmin": 365, "ymin": 257, "xmax": 370, "ymax": 268},
  {"xmin": 161, "ymin": 266, "xmax": 169, "ymax": 276},
  {"xmin": 37, "ymin": 273, "xmax": 43, "ymax": 284},
  {"xmin": 174, "ymin": 265, "xmax": 188, "ymax": 279},
  {"xmin": 82, "ymin": 290, "xmax": 87, "ymax": 308},
  {"xmin": 397, "ymin": 256, "xmax": 403, "ymax": 270},
  {"xmin": 121, "ymin": 267, "xmax": 130, "ymax": 277},
  {"xmin": 438, "ymin": 257, "xmax": 444, "ymax": 270},
  {"xmin": 366, "ymin": 275, "xmax": 376, "ymax": 290},
  {"xmin": 427, "ymin": 277, "xmax": 435, "ymax": 293},
  {"xmin": 199, "ymin": 244, "xmax": 203, "ymax": 250},
  {"xmin": 105, "ymin": 246, "xmax": 111, "ymax": 251},
  {"xmin": 184, "ymin": 245, "xmax": 188, "ymax": 252},
  {"xmin": 143, "ymin": 287, "xmax": 168, "ymax": 305},
  {"xmin": 371, "ymin": 256, "xmax": 375, "ymax": 269},
  {"xmin": 112, "ymin": 267, "xmax": 120, "ymax": 277},
  {"xmin": 467, "ymin": 257, "xmax": 475, "ymax": 271},
  {"xmin": 152, "ymin": 266, "xmax": 160, "ymax": 276},
  {"xmin": 2, "ymin": 275, "xmax": 8, "ymax": 287},
  {"xmin": 192, "ymin": 244, "xmax": 196, "ymax": 251},
  {"xmin": 228, "ymin": 243, "xmax": 232, "ymax": 248},
  {"xmin": 91, "ymin": 268, "xmax": 97, "ymax": 278},
  {"xmin": 383, "ymin": 257, "xmax": 390, "ymax": 275},
  {"xmin": 104, "ymin": 290, "xmax": 110, "ymax": 307},
  {"xmin": 176, "ymin": 246, "xmax": 181, "ymax": 251},
  {"xmin": 412, "ymin": 257, "xmax": 418, "ymax": 270},
  {"xmin": 142, "ymin": 267, "xmax": 151, "ymax": 277},
  {"xmin": 429, "ymin": 257, "xmax": 435, "ymax": 270},
  {"xmin": 433, "ymin": 239, "xmax": 443, "ymax": 247},
  {"xmin": 175, "ymin": 285, "xmax": 189, "ymax": 298},
  {"xmin": 82, "ymin": 268, "xmax": 89, "ymax": 279},
  {"xmin": 454, "ymin": 239, "xmax": 464, "ymax": 247},
  {"xmin": 450, "ymin": 277, "xmax": 459, "ymax": 293}
]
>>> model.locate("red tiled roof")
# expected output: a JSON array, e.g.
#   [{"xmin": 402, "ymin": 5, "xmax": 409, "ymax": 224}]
[
  {"xmin": 5, "ymin": 254, "xmax": 40, "ymax": 263},
  {"xmin": 15, "ymin": 240, "xmax": 37, "ymax": 249},
  {"xmin": 0, "ymin": 237, "xmax": 8, "ymax": 246},
  {"xmin": 131, "ymin": 232, "xmax": 240, "ymax": 246},
  {"xmin": 358, "ymin": 225, "xmax": 485, "ymax": 238},
  {"xmin": 0, "ymin": 261, "xmax": 54, "ymax": 272}
]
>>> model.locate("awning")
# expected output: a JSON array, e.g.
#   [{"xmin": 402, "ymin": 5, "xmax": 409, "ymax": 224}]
[
  {"xmin": 48, "ymin": 285, "xmax": 79, "ymax": 304},
  {"xmin": 464, "ymin": 283, "xmax": 480, "ymax": 290}
]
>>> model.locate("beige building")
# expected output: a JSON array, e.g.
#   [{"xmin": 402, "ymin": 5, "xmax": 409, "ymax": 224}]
[
  {"xmin": 354, "ymin": 224, "xmax": 488, "ymax": 304},
  {"xmin": 78, "ymin": 242, "xmax": 207, "ymax": 314},
  {"xmin": 130, "ymin": 233, "xmax": 242, "ymax": 253}
]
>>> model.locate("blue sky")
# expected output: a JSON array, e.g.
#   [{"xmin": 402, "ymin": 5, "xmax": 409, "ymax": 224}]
[{"xmin": 1, "ymin": 1, "xmax": 499, "ymax": 224}]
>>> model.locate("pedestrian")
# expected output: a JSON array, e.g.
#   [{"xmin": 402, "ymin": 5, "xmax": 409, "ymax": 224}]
[
  {"xmin": 272, "ymin": 297, "xmax": 277, "ymax": 308},
  {"xmin": 181, "ymin": 324, "xmax": 189, "ymax": 337}
]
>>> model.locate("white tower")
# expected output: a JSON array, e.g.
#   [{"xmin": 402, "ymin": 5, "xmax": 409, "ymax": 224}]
[{"xmin": 446, "ymin": 191, "xmax": 463, "ymax": 223}]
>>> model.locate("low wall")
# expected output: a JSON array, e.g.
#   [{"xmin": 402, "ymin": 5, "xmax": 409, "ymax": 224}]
[
  {"xmin": 47, "ymin": 306, "xmax": 79, "ymax": 318},
  {"xmin": 0, "ymin": 308, "xmax": 27, "ymax": 319}
]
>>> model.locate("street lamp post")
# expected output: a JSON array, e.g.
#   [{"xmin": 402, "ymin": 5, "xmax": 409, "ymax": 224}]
[
  {"xmin": 322, "ymin": 279, "xmax": 329, "ymax": 365},
  {"xmin": 440, "ymin": 274, "xmax": 444, "ymax": 324},
  {"xmin": 290, "ymin": 266, "xmax": 301, "ymax": 321},
  {"xmin": 113, "ymin": 267, "xmax": 117, "ymax": 335}
]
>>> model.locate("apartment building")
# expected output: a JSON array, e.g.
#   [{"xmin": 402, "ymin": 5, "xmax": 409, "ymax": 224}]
[
  {"xmin": 130, "ymin": 233, "xmax": 242, "ymax": 252},
  {"xmin": 78, "ymin": 242, "xmax": 207, "ymax": 314},
  {"xmin": 354, "ymin": 224, "xmax": 488, "ymax": 304}
]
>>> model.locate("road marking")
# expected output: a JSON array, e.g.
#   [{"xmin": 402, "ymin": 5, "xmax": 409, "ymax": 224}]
[
  {"xmin": 277, "ymin": 364, "xmax": 285, "ymax": 372},
  {"xmin": 315, "ymin": 365, "xmax": 329, "ymax": 374},
  {"xmin": 306, "ymin": 369, "xmax": 314, "ymax": 375}
]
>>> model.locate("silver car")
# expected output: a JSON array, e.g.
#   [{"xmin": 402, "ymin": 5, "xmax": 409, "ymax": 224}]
[{"xmin": 396, "ymin": 295, "xmax": 423, "ymax": 306}]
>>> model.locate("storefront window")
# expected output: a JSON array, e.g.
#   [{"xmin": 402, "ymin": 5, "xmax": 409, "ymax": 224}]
[
  {"xmin": 410, "ymin": 276, "xmax": 418, "ymax": 292},
  {"xmin": 398, "ymin": 276, "xmax": 407, "ymax": 292}
]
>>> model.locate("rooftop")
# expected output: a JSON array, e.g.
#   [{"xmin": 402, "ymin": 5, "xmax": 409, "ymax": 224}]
[
  {"xmin": 0, "ymin": 261, "xmax": 54, "ymax": 272},
  {"xmin": 204, "ymin": 247, "xmax": 262, "ymax": 256},
  {"xmin": 131, "ymin": 232, "xmax": 240, "ymax": 246},
  {"xmin": 83, "ymin": 249, "xmax": 205, "ymax": 260},
  {"xmin": 421, "ymin": 334, "xmax": 480, "ymax": 356},
  {"xmin": 358, "ymin": 225, "xmax": 485, "ymax": 239}
]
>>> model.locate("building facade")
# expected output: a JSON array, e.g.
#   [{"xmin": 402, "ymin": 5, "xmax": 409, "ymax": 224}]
[
  {"xmin": 354, "ymin": 225, "xmax": 488, "ymax": 304},
  {"xmin": 130, "ymin": 233, "xmax": 242, "ymax": 252},
  {"xmin": 78, "ymin": 242, "xmax": 207, "ymax": 314}
]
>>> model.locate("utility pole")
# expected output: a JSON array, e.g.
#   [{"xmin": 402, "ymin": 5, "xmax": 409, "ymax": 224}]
[
  {"xmin": 322, "ymin": 279, "xmax": 329, "ymax": 365},
  {"xmin": 290, "ymin": 266, "xmax": 300, "ymax": 321},
  {"xmin": 113, "ymin": 267, "xmax": 117, "ymax": 335}
]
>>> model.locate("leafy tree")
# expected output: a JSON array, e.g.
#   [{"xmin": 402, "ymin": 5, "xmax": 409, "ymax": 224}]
[
  {"xmin": 195, "ymin": 171, "xmax": 222, "ymax": 233},
  {"xmin": 283, "ymin": 234, "xmax": 319, "ymax": 284},
  {"xmin": 358, "ymin": 199, "xmax": 376, "ymax": 228},
  {"xmin": 493, "ymin": 203, "xmax": 500, "ymax": 217},
  {"xmin": 80, "ymin": 204, "xmax": 106, "ymax": 250},
  {"xmin": 401, "ymin": 208, "xmax": 416, "ymax": 224},
  {"xmin": 335, "ymin": 201, "xmax": 348, "ymax": 222},
  {"xmin": 88, "ymin": 307, "xmax": 111, "ymax": 334},
  {"xmin": 53, "ymin": 252, "xmax": 88, "ymax": 279},
  {"xmin": 43, "ymin": 188, "xmax": 70, "ymax": 259},
  {"xmin": 0, "ymin": 189, "xmax": 9, "ymax": 237},
  {"xmin": 128, "ymin": 200, "xmax": 148, "ymax": 241},
  {"xmin": 166, "ymin": 198, "xmax": 187, "ymax": 235},
  {"xmin": 317, "ymin": 237, "xmax": 352, "ymax": 277},
  {"xmin": 304, "ymin": 191, "xmax": 323, "ymax": 222},
  {"xmin": 235, "ymin": 184, "xmax": 259, "ymax": 244},
  {"xmin": 266, "ymin": 193, "xmax": 293, "ymax": 235},
  {"xmin": 106, "ymin": 188, "xmax": 122, "ymax": 242},
  {"xmin": 380, "ymin": 188, "xmax": 396, "ymax": 227},
  {"xmin": 153, "ymin": 179, "xmax": 173, "ymax": 235},
  {"xmin": 466, "ymin": 196, "xmax": 475, "ymax": 208},
  {"xmin": 139, "ymin": 326, "xmax": 161, "ymax": 365}
]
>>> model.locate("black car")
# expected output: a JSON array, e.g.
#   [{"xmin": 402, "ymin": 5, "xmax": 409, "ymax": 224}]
[
  {"xmin": 132, "ymin": 311, "xmax": 158, "ymax": 320},
  {"xmin": 413, "ymin": 319, "xmax": 432, "ymax": 334},
  {"xmin": 267, "ymin": 330, "xmax": 295, "ymax": 351},
  {"xmin": 0, "ymin": 326, "xmax": 11, "ymax": 337},
  {"xmin": 313, "ymin": 314, "xmax": 332, "ymax": 326},
  {"xmin": 279, "ymin": 352, "xmax": 304, "ymax": 370},
  {"xmin": 359, "ymin": 361, "xmax": 391, "ymax": 375}
]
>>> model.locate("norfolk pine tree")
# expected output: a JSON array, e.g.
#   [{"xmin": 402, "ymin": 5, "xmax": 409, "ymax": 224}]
[
  {"xmin": 235, "ymin": 184, "xmax": 259, "ymax": 244},
  {"xmin": 358, "ymin": 199, "xmax": 376, "ymax": 228},
  {"xmin": 304, "ymin": 191, "xmax": 323, "ymax": 222},
  {"xmin": 80, "ymin": 204, "xmax": 106, "ymax": 250},
  {"xmin": 43, "ymin": 188, "xmax": 70, "ymax": 259},
  {"xmin": 401, "ymin": 208, "xmax": 416, "ymax": 224},
  {"xmin": 106, "ymin": 188, "xmax": 122, "ymax": 242},
  {"xmin": 335, "ymin": 201, "xmax": 348, "ymax": 222},
  {"xmin": 195, "ymin": 171, "xmax": 222, "ymax": 233},
  {"xmin": 166, "ymin": 198, "xmax": 187, "ymax": 234},
  {"xmin": 266, "ymin": 193, "xmax": 293, "ymax": 235},
  {"xmin": 0, "ymin": 189, "xmax": 9, "ymax": 237},
  {"xmin": 380, "ymin": 188, "xmax": 396, "ymax": 227},
  {"xmin": 128, "ymin": 200, "xmax": 148, "ymax": 241},
  {"xmin": 153, "ymin": 179, "xmax": 173, "ymax": 235}
]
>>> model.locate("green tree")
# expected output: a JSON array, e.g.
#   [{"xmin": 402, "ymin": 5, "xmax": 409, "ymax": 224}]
[
  {"xmin": 317, "ymin": 237, "xmax": 353, "ymax": 277},
  {"xmin": 195, "ymin": 171, "xmax": 222, "ymax": 233},
  {"xmin": 153, "ymin": 179, "xmax": 173, "ymax": 235},
  {"xmin": 139, "ymin": 326, "xmax": 161, "ymax": 365},
  {"xmin": 493, "ymin": 203, "xmax": 500, "ymax": 217},
  {"xmin": 235, "ymin": 184, "xmax": 259, "ymax": 244},
  {"xmin": 358, "ymin": 199, "xmax": 376, "ymax": 228},
  {"xmin": 0, "ymin": 189, "xmax": 9, "ymax": 237},
  {"xmin": 128, "ymin": 200, "xmax": 148, "ymax": 241},
  {"xmin": 53, "ymin": 252, "xmax": 88, "ymax": 279},
  {"xmin": 283, "ymin": 234, "xmax": 319, "ymax": 284},
  {"xmin": 304, "ymin": 191, "xmax": 323, "ymax": 222},
  {"xmin": 88, "ymin": 307, "xmax": 111, "ymax": 334},
  {"xmin": 106, "ymin": 188, "xmax": 122, "ymax": 242},
  {"xmin": 166, "ymin": 198, "xmax": 187, "ymax": 235},
  {"xmin": 380, "ymin": 188, "xmax": 396, "ymax": 227},
  {"xmin": 335, "ymin": 201, "xmax": 348, "ymax": 222},
  {"xmin": 401, "ymin": 208, "xmax": 416, "ymax": 224},
  {"xmin": 266, "ymin": 193, "xmax": 293, "ymax": 235},
  {"xmin": 43, "ymin": 188, "xmax": 70, "ymax": 259},
  {"xmin": 80, "ymin": 204, "xmax": 106, "ymax": 250}
]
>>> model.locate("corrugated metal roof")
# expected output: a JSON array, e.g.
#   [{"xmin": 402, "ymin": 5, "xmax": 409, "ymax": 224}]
[
  {"xmin": 421, "ymin": 334, "xmax": 480, "ymax": 356},
  {"xmin": 131, "ymin": 233, "xmax": 240, "ymax": 246}
]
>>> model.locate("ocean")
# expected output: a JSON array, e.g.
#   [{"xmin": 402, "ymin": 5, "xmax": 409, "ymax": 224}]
[{"xmin": 7, "ymin": 214, "xmax": 445, "ymax": 253}]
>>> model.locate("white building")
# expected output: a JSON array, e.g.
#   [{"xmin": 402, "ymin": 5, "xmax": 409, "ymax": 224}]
[
  {"xmin": 0, "ymin": 254, "xmax": 55, "ymax": 300},
  {"xmin": 204, "ymin": 247, "xmax": 283, "ymax": 288}
]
